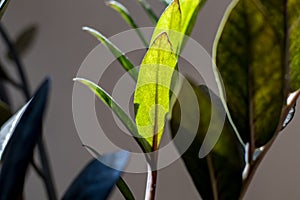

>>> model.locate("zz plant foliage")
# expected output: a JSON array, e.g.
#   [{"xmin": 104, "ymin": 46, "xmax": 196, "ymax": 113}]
[{"xmin": 0, "ymin": 0, "xmax": 300, "ymax": 200}]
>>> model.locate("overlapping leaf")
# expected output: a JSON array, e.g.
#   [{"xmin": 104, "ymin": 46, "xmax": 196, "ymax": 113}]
[
  {"xmin": 214, "ymin": 0, "xmax": 286, "ymax": 147},
  {"xmin": 170, "ymin": 80, "xmax": 245, "ymax": 200},
  {"xmin": 0, "ymin": 78, "xmax": 50, "ymax": 200},
  {"xmin": 62, "ymin": 151, "xmax": 129, "ymax": 200}
]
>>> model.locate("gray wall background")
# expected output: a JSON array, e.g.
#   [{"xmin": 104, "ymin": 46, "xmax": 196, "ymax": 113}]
[{"xmin": 2, "ymin": 0, "xmax": 300, "ymax": 199}]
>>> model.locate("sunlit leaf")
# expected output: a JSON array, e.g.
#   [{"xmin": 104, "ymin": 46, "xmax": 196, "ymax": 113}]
[
  {"xmin": 134, "ymin": 32, "xmax": 177, "ymax": 148},
  {"xmin": 106, "ymin": 0, "xmax": 148, "ymax": 47},
  {"xmin": 74, "ymin": 78, "xmax": 151, "ymax": 153},
  {"xmin": 214, "ymin": 0, "xmax": 286, "ymax": 147},
  {"xmin": 62, "ymin": 151, "xmax": 130, "ymax": 200},
  {"xmin": 83, "ymin": 27, "xmax": 138, "ymax": 81},
  {"xmin": 170, "ymin": 80, "xmax": 245, "ymax": 200},
  {"xmin": 0, "ymin": 78, "xmax": 50, "ymax": 199},
  {"xmin": 151, "ymin": 0, "xmax": 205, "ymax": 53}
]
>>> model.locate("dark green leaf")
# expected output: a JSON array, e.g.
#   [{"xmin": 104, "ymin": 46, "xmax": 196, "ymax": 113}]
[
  {"xmin": 62, "ymin": 151, "xmax": 130, "ymax": 200},
  {"xmin": 7, "ymin": 25, "xmax": 38, "ymax": 59},
  {"xmin": 214, "ymin": 0, "xmax": 285, "ymax": 147},
  {"xmin": 74, "ymin": 78, "xmax": 151, "ymax": 153},
  {"xmin": 135, "ymin": 0, "xmax": 158, "ymax": 24},
  {"xmin": 106, "ymin": 0, "xmax": 148, "ymax": 47},
  {"xmin": 83, "ymin": 26, "xmax": 139, "ymax": 81},
  {"xmin": 170, "ymin": 79, "xmax": 245, "ymax": 200},
  {"xmin": 0, "ymin": 0, "xmax": 10, "ymax": 19},
  {"xmin": 0, "ymin": 78, "xmax": 50, "ymax": 200}
]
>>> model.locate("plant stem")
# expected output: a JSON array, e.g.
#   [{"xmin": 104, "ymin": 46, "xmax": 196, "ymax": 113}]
[{"xmin": 0, "ymin": 22, "xmax": 57, "ymax": 200}]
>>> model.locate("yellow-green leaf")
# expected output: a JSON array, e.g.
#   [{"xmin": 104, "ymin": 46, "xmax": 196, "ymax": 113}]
[
  {"xmin": 151, "ymin": 0, "xmax": 205, "ymax": 54},
  {"xmin": 134, "ymin": 32, "xmax": 177, "ymax": 148}
]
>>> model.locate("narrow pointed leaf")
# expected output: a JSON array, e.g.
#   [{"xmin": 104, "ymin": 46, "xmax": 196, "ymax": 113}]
[
  {"xmin": 214, "ymin": 0, "xmax": 286, "ymax": 147},
  {"xmin": 151, "ymin": 0, "xmax": 204, "ymax": 54},
  {"xmin": 136, "ymin": 0, "xmax": 158, "ymax": 24},
  {"xmin": 83, "ymin": 145, "xmax": 135, "ymax": 200},
  {"xmin": 0, "ymin": 101, "xmax": 26, "ymax": 160},
  {"xmin": 150, "ymin": 0, "xmax": 181, "ymax": 54},
  {"xmin": 134, "ymin": 32, "xmax": 177, "ymax": 147},
  {"xmin": 170, "ymin": 80, "xmax": 245, "ymax": 200},
  {"xmin": 74, "ymin": 78, "xmax": 151, "ymax": 153},
  {"xmin": 7, "ymin": 25, "xmax": 38, "ymax": 59},
  {"xmin": 106, "ymin": 0, "xmax": 148, "ymax": 47},
  {"xmin": 0, "ymin": 78, "xmax": 50, "ymax": 200},
  {"xmin": 83, "ymin": 27, "xmax": 138, "ymax": 81},
  {"xmin": 0, "ymin": 0, "xmax": 10, "ymax": 19},
  {"xmin": 62, "ymin": 151, "xmax": 130, "ymax": 200}
]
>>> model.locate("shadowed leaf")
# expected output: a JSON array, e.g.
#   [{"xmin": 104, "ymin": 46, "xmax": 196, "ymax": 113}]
[
  {"xmin": 214, "ymin": 0, "xmax": 286, "ymax": 147},
  {"xmin": 170, "ymin": 79, "xmax": 245, "ymax": 200},
  {"xmin": 62, "ymin": 151, "xmax": 130, "ymax": 200},
  {"xmin": 83, "ymin": 26, "xmax": 138, "ymax": 81},
  {"xmin": 0, "ymin": 100, "xmax": 10, "ymax": 126},
  {"xmin": 289, "ymin": 0, "xmax": 300, "ymax": 91},
  {"xmin": 0, "ymin": 78, "xmax": 50, "ymax": 200},
  {"xmin": 82, "ymin": 145, "xmax": 135, "ymax": 200},
  {"xmin": 7, "ymin": 25, "xmax": 38, "ymax": 59},
  {"xmin": 74, "ymin": 78, "xmax": 151, "ymax": 153}
]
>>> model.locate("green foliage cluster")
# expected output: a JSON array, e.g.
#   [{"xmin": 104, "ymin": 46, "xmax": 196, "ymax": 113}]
[{"xmin": 1, "ymin": 0, "xmax": 300, "ymax": 199}]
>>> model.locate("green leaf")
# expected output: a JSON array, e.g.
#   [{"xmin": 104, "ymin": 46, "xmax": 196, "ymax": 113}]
[
  {"xmin": 151, "ymin": 0, "xmax": 205, "ymax": 54},
  {"xmin": 214, "ymin": 0, "xmax": 286, "ymax": 147},
  {"xmin": 83, "ymin": 26, "xmax": 139, "ymax": 81},
  {"xmin": 170, "ymin": 80, "xmax": 245, "ymax": 200},
  {"xmin": 62, "ymin": 151, "xmax": 130, "ymax": 200},
  {"xmin": 7, "ymin": 25, "xmax": 38, "ymax": 59},
  {"xmin": 74, "ymin": 78, "xmax": 151, "ymax": 153},
  {"xmin": 134, "ymin": 32, "xmax": 177, "ymax": 148},
  {"xmin": 150, "ymin": 0, "xmax": 181, "ymax": 54},
  {"xmin": 83, "ymin": 145, "xmax": 135, "ymax": 200},
  {"xmin": 135, "ymin": 0, "xmax": 158, "ymax": 24},
  {"xmin": 289, "ymin": 0, "xmax": 300, "ymax": 91},
  {"xmin": 0, "ymin": 0, "xmax": 10, "ymax": 19},
  {"xmin": 0, "ymin": 78, "xmax": 50, "ymax": 199},
  {"xmin": 106, "ymin": 0, "xmax": 149, "ymax": 47}
]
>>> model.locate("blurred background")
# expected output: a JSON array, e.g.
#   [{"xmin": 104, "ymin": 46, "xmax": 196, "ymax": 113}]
[{"xmin": 2, "ymin": 0, "xmax": 300, "ymax": 199}]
